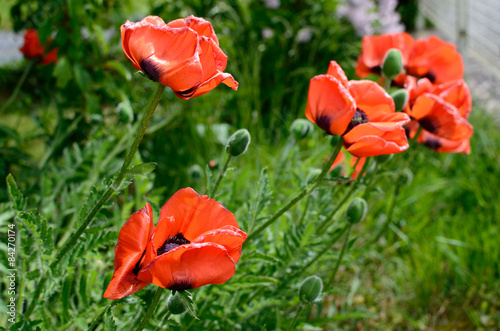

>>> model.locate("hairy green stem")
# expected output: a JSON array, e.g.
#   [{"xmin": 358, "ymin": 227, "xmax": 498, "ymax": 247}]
[
  {"xmin": 88, "ymin": 300, "xmax": 120, "ymax": 331},
  {"xmin": 137, "ymin": 287, "xmax": 165, "ymax": 331},
  {"xmin": 287, "ymin": 304, "xmax": 305, "ymax": 331},
  {"xmin": 246, "ymin": 137, "xmax": 343, "ymax": 241},
  {"xmin": 0, "ymin": 61, "xmax": 34, "ymax": 114},
  {"xmin": 210, "ymin": 154, "xmax": 232, "ymax": 197},
  {"xmin": 25, "ymin": 84, "xmax": 165, "ymax": 318},
  {"xmin": 327, "ymin": 222, "xmax": 353, "ymax": 286}
]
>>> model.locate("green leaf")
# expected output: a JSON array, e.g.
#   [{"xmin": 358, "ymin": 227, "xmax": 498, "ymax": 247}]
[
  {"xmin": 74, "ymin": 64, "xmax": 91, "ymax": 91},
  {"xmin": 6, "ymin": 174, "xmax": 24, "ymax": 211},
  {"xmin": 92, "ymin": 23, "xmax": 109, "ymax": 55},
  {"xmin": 251, "ymin": 168, "xmax": 273, "ymax": 228},
  {"xmin": 53, "ymin": 57, "xmax": 72, "ymax": 88},
  {"xmin": 177, "ymin": 291, "xmax": 199, "ymax": 320},
  {"xmin": 105, "ymin": 60, "xmax": 132, "ymax": 81},
  {"xmin": 126, "ymin": 162, "xmax": 157, "ymax": 176},
  {"xmin": 104, "ymin": 309, "xmax": 117, "ymax": 331}
]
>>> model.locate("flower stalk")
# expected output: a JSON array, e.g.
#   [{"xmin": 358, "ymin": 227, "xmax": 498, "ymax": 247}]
[
  {"xmin": 137, "ymin": 287, "xmax": 165, "ymax": 331},
  {"xmin": 25, "ymin": 84, "xmax": 165, "ymax": 317}
]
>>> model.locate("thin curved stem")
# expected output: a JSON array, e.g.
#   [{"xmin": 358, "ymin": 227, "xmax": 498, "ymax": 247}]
[
  {"xmin": 0, "ymin": 61, "xmax": 34, "ymax": 114},
  {"xmin": 25, "ymin": 84, "xmax": 166, "ymax": 318},
  {"xmin": 88, "ymin": 300, "xmax": 120, "ymax": 331},
  {"xmin": 246, "ymin": 137, "xmax": 343, "ymax": 241},
  {"xmin": 137, "ymin": 287, "xmax": 165, "ymax": 331},
  {"xmin": 327, "ymin": 222, "xmax": 353, "ymax": 286},
  {"xmin": 287, "ymin": 304, "xmax": 305, "ymax": 331},
  {"xmin": 210, "ymin": 154, "xmax": 232, "ymax": 198}
]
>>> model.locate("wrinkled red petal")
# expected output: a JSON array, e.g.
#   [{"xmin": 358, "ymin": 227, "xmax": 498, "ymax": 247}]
[
  {"xmin": 409, "ymin": 94, "xmax": 473, "ymax": 141},
  {"xmin": 192, "ymin": 225, "xmax": 247, "ymax": 263},
  {"xmin": 137, "ymin": 243, "xmax": 235, "ymax": 290},
  {"xmin": 19, "ymin": 29, "xmax": 44, "ymax": 59},
  {"xmin": 157, "ymin": 188, "xmax": 240, "ymax": 242},
  {"xmin": 432, "ymin": 79, "xmax": 472, "ymax": 119},
  {"xmin": 167, "ymin": 15, "xmax": 219, "ymax": 45},
  {"xmin": 40, "ymin": 48, "xmax": 58, "ymax": 65},
  {"xmin": 417, "ymin": 130, "xmax": 471, "ymax": 154},
  {"xmin": 305, "ymin": 75, "xmax": 356, "ymax": 135},
  {"xmin": 103, "ymin": 204, "xmax": 154, "ymax": 300},
  {"xmin": 344, "ymin": 122, "xmax": 409, "ymax": 157},
  {"xmin": 347, "ymin": 80, "xmax": 395, "ymax": 119},
  {"xmin": 326, "ymin": 61, "xmax": 349, "ymax": 88}
]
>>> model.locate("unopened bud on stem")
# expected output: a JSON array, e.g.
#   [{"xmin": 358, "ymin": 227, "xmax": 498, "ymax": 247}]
[
  {"xmin": 382, "ymin": 48, "xmax": 403, "ymax": 80},
  {"xmin": 346, "ymin": 197, "xmax": 368, "ymax": 224},
  {"xmin": 299, "ymin": 275, "xmax": 323, "ymax": 304},
  {"xmin": 226, "ymin": 129, "xmax": 251, "ymax": 157}
]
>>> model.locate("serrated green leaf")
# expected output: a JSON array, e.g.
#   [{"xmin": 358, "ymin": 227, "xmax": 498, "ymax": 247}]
[
  {"xmin": 74, "ymin": 64, "xmax": 91, "ymax": 91},
  {"xmin": 104, "ymin": 309, "xmax": 117, "ymax": 331},
  {"xmin": 6, "ymin": 174, "xmax": 24, "ymax": 211},
  {"xmin": 177, "ymin": 291, "xmax": 199, "ymax": 320}
]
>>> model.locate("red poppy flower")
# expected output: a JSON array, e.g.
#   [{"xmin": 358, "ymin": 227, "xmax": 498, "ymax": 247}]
[
  {"xmin": 406, "ymin": 121, "xmax": 471, "ymax": 154},
  {"xmin": 19, "ymin": 29, "xmax": 58, "ymax": 65},
  {"xmin": 306, "ymin": 61, "xmax": 410, "ymax": 157},
  {"xmin": 121, "ymin": 15, "xmax": 238, "ymax": 99},
  {"xmin": 104, "ymin": 188, "xmax": 246, "ymax": 299},
  {"xmin": 355, "ymin": 32, "xmax": 414, "ymax": 79},
  {"xmin": 406, "ymin": 36, "xmax": 463, "ymax": 84}
]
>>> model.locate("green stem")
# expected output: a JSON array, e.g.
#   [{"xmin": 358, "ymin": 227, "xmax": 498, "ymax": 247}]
[
  {"xmin": 137, "ymin": 287, "xmax": 165, "ymax": 331},
  {"xmin": 383, "ymin": 76, "xmax": 391, "ymax": 92},
  {"xmin": 315, "ymin": 158, "xmax": 371, "ymax": 234},
  {"xmin": 210, "ymin": 154, "xmax": 232, "ymax": 197},
  {"xmin": 287, "ymin": 304, "xmax": 305, "ymax": 331},
  {"xmin": 246, "ymin": 137, "xmax": 343, "ymax": 241},
  {"xmin": 87, "ymin": 300, "xmax": 120, "ymax": 331},
  {"xmin": 25, "ymin": 84, "xmax": 165, "ymax": 318},
  {"xmin": 153, "ymin": 311, "xmax": 172, "ymax": 331},
  {"xmin": 0, "ymin": 61, "xmax": 34, "ymax": 114},
  {"xmin": 327, "ymin": 222, "xmax": 353, "ymax": 286}
]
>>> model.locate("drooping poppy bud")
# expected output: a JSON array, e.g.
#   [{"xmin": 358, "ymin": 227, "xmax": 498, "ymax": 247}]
[
  {"xmin": 117, "ymin": 101, "xmax": 134, "ymax": 123},
  {"xmin": 290, "ymin": 119, "xmax": 314, "ymax": 140},
  {"xmin": 346, "ymin": 197, "xmax": 368, "ymax": 224},
  {"xmin": 390, "ymin": 89, "xmax": 409, "ymax": 111},
  {"xmin": 299, "ymin": 275, "xmax": 323, "ymax": 304},
  {"xmin": 382, "ymin": 48, "xmax": 403, "ymax": 80},
  {"xmin": 167, "ymin": 292, "xmax": 188, "ymax": 315},
  {"xmin": 226, "ymin": 129, "xmax": 251, "ymax": 157}
]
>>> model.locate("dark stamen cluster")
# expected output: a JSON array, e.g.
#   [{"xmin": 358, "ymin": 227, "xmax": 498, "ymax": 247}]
[
  {"xmin": 343, "ymin": 108, "xmax": 370, "ymax": 135},
  {"xmin": 157, "ymin": 233, "xmax": 190, "ymax": 256}
]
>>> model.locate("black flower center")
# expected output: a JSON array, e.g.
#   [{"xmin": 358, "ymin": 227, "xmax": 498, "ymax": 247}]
[
  {"xmin": 157, "ymin": 233, "xmax": 190, "ymax": 256},
  {"xmin": 423, "ymin": 137, "xmax": 442, "ymax": 150},
  {"xmin": 343, "ymin": 108, "xmax": 370, "ymax": 135},
  {"xmin": 140, "ymin": 58, "xmax": 160, "ymax": 82}
]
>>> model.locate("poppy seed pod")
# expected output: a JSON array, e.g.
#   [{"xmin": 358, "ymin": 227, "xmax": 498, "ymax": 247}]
[
  {"xmin": 290, "ymin": 119, "xmax": 314, "ymax": 140},
  {"xmin": 299, "ymin": 275, "xmax": 323, "ymax": 304},
  {"xmin": 226, "ymin": 129, "xmax": 251, "ymax": 157},
  {"xmin": 346, "ymin": 197, "xmax": 368, "ymax": 224},
  {"xmin": 118, "ymin": 101, "xmax": 134, "ymax": 123},
  {"xmin": 382, "ymin": 48, "xmax": 403, "ymax": 80},
  {"xmin": 167, "ymin": 292, "xmax": 187, "ymax": 315},
  {"xmin": 390, "ymin": 89, "xmax": 409, "ymax": 111}
]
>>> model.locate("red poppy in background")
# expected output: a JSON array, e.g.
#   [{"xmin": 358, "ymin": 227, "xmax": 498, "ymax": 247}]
[
  {"xmin": 121, "ymin": 15, "xmax": 238, "ymax": 100},
  {"xmin": 104, "ymin": 188, "xmax": 246, "ymax": 299},
  {"xmin": 19, "ymin": 29, "xmax": 58, "ymax": 65},
  {"xmin": 404, "ymin": 77, "xmax": 473, "ymax": 154},
  {"xmin": 355, "ymin": 32, "xmax": 414, "ymax": 79},
  {"xmin": 306, "ymin": 61, "xmax": 410, "ymax": 157},
  {"xmin": 406, "ymin": 36, "xmax": 464, "ymax": 84}
]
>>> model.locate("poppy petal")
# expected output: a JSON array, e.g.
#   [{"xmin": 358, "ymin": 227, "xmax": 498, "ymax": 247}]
[
  {"xmin": 305, "ymin": 75, "xmax": 356, "ymax": 135},
  {"xmin": 326, "ymin": 61, "xmax": 349, "ymax": 88},
  {"xmin": 344, "ymin": 122, "xmax": 409, "ymax": 157},
  {"xmin": 137, "ymin": 243, "xmax": 236, "ymax": 290},
  {"xmin": 410, "ymin": 94, "xmax": 473, "ymax": 141},
  {"xmin": 432, "ymin": 79, "xmax": 472, "ymax": 119},
  {"xmin": 158, "ymin": 188, "xmax": 240, "ymax": 242},
  {"xmin": 167, "ymin": 15, "xmax": 219, "ymax": 45},
  {"xmin": 103, "ymin": 204, "xmax": 154, "ymax": 300},
  {"xmin": 417, "ymin": 130, "xmax": 471, "ymax": 154},
  {"xmin": 192, "ymin": 225, "xmax": 247, "ymax": 263},
  {"xmin": 347, "ymin": 80, "xmax": 395, "ymax": 118}
]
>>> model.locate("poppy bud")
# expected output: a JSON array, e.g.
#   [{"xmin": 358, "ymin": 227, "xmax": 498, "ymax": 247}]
[
  {"xmin": 118, "ymin": 101, "xmax": 134, "ymax": 123},
  {"xmin": 390, "ymin": 89, "xmax": 409, "ymax": 111},
  {"xmin": 290, "ymin": 119, "xmax": 314, "ymax": 140},
  {"xmin": 346, "ymin": 197, "xmax": 368, "ymax": 224},
  {"xmin": 299, "ymin": 275, "xmax": 323, "ymax": 304},
  {"xmin": 226, "ymin": 129, "xmax": 251, "ymax": 157},
  {"xmin": 306, "ymin": 168, "xmax": 322, "ymax": 186},
  {"xmin": 167, "ymin": 292, "xmax": 187, "ymax": 315},
  {"xmin": 188, "ymin": 164, "xmax": 204, "ymax": 181},
  {"xmin": 382, "ymin": 48, "xmax": 403, "ymax": 80}
]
